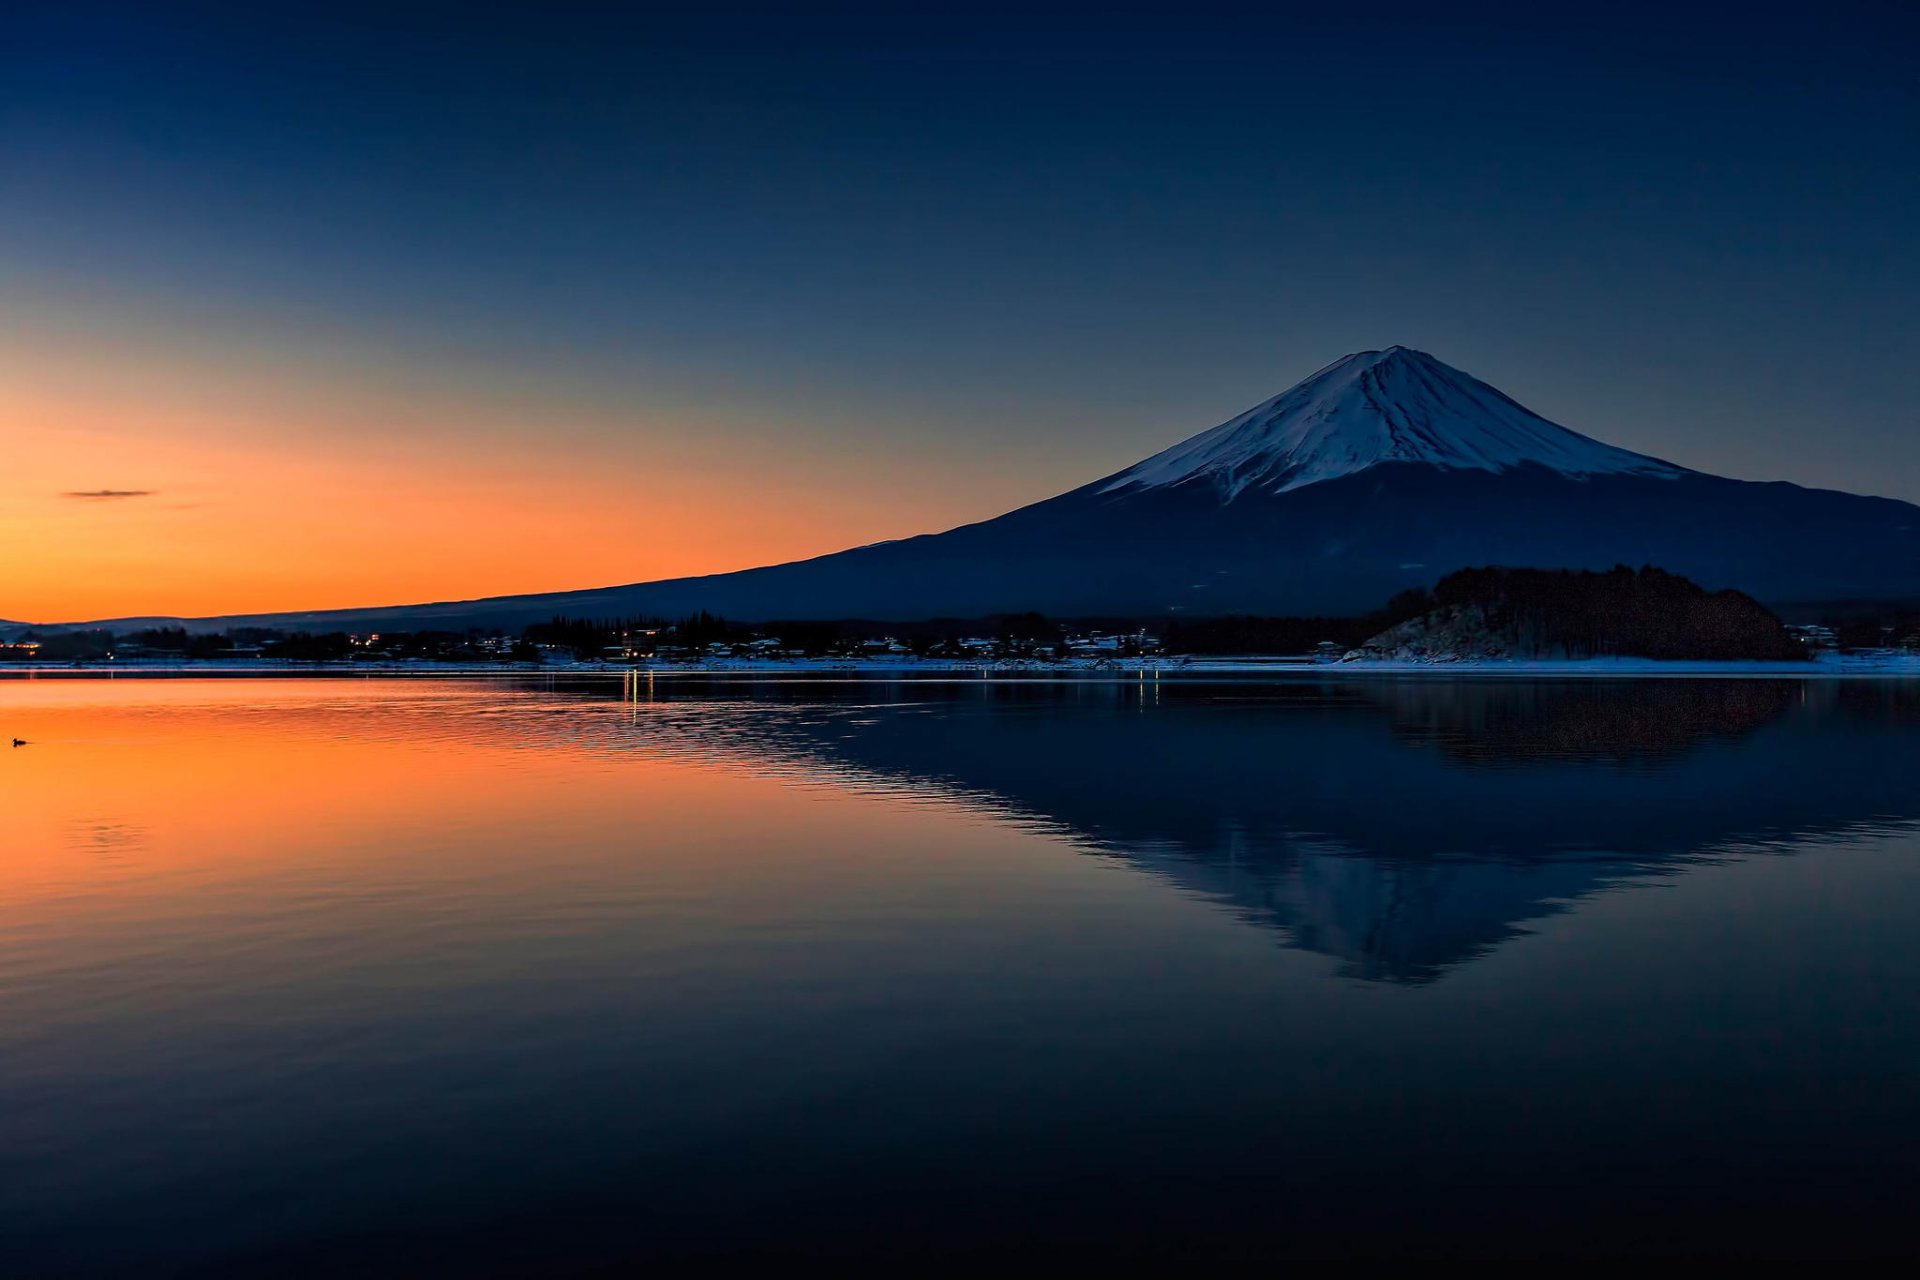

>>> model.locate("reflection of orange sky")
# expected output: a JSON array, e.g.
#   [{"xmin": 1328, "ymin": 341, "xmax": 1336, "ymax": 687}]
[
  {"xmin": 0, "ymin": 679, "xmax": 1016, "ymax": 919},
  {"xmin": 0, "ymin": 317, "xmax": 1030, "ymax": 622},
  {"xmin": 0, "ymin": 680, "xmax": 1192, "ymax": 1041},
  {"xmin": 0, "ymin": 679, "xmax": 1084, "ymax": 1036},
  {"xmin": 1, "ymin": 681, "xmax": 694, "ymax": 897}
]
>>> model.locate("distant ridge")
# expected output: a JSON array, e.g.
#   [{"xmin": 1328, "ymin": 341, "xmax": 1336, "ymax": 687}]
[{"xmin": 29, "ymin": 348, "xmax": 1920, "ymax": 631}]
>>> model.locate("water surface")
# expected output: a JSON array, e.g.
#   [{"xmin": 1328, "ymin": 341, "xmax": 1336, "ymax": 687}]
[{"xmin": 3, "ymin": 674, "xmax": 1918, "ymax": 1267}]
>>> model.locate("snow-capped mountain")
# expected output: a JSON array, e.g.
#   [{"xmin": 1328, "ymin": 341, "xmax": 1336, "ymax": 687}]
[
  {"xmin": 60, "ymin": 348, "xmax": 1920, "ymax": 631},
  {"xmin": 1100, "ymin": 346, "xmax": 1685, "ymax": 499}
]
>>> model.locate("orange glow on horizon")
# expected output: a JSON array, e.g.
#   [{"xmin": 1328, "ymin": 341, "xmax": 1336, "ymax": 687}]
[
  {"xmin": 0, "ymin": 320, "xmax": 1021, "ymax": 622},
  {"xmin": 2, "ymin": 406, "xmax": 866, "ymax": 621}
]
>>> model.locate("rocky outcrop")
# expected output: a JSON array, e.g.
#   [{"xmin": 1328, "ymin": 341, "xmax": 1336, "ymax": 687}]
[{"xmin": 1359, "ymin": 604, "xmax": 1511, "ymax": 661}]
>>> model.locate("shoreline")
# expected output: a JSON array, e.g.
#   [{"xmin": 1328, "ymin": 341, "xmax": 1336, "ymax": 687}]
[{"xmin": 3, "ymin": 653, "xmax": 1918, "ymax": 680}]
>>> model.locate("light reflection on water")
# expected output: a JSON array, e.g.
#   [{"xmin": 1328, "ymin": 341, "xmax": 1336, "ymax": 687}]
[{"xmin": 3, "ymin": 674, "xmax": 1919, "ymax": 1267}]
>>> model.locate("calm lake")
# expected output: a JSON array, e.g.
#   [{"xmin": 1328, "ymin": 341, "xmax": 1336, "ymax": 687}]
[{"xmin": 4, "ymin": 674, "xmax": 1919, "ymax": 1267}]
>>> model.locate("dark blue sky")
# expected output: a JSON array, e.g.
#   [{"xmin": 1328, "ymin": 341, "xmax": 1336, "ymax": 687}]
[{"xmin": 3, "ymin": 1, "xmax": 1918, "ymax": 613}]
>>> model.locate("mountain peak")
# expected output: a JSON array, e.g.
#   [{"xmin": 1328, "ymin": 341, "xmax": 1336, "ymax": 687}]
[{"xmin": 1100, "ymin": 347, "xmax": 1687, "ymax": 500}]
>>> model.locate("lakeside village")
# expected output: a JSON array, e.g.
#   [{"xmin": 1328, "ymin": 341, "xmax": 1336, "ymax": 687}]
[
  {"xmin": 0, "ymin": 612, "xmax": 1179, "ymax": 669},
  {"xmin": 3, "ymin": 614, "xmax": 1918, "ymax": 672},
  {"xmin": 9, "ymin": 571, "xmax": 1920, "ymax": 671}
]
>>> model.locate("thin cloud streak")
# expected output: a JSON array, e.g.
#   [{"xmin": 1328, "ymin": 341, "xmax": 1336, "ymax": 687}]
[{"xmin": 62, "ymin": 489, "xmax": 154, "ymax": 500}]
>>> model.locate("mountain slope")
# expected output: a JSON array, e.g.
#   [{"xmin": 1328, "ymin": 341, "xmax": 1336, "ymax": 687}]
[
  {"xmin": 1100, "ymin": 346, "xmax": 1686, "ymax": 498},
  {"xmin": 43, "ymin": 348, "xmax": 1920, "ymax": 631}
]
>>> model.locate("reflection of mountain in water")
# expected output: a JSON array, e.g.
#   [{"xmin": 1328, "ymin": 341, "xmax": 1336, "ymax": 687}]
[
  {"xmin": 560, "ymin": 676, "xmax": 1920, "ymax": 983},
  {"xmin": 1379, "ymin": 678, "xmax": 1798, "ymax": 765}
]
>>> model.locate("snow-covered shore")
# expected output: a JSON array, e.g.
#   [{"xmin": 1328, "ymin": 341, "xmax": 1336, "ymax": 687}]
[{"xmin": 4, "ymin": 652, "xmax": 1919, "ymax": 679}]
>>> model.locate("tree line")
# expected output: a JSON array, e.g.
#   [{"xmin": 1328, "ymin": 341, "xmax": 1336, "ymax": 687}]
[
  {"xmin": 1421, "ymin": 565, "xmax": 1806, "ymax": 661},
  {"xmin": 0, "ymin": 567, "xmax": 1886, "ymax": 663}
]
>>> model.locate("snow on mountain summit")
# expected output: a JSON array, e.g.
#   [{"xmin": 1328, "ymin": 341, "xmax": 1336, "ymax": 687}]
[{"xmin": 1101, "ymin": 346, "xmax": 1688, "ymax": 500}]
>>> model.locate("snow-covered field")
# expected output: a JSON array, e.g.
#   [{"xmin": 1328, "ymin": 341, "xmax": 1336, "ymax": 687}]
[{"xmin": 6, "ymin": 652, "xmax": 1920, "ymax": 679}]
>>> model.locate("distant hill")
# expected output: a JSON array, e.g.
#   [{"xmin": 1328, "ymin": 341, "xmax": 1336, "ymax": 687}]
[
  {"xmin": 1362, "ymin": 566, "xmax": 1806, "ymax": 661},
  {"xmin": 34, "ymin": 346, "xmax": 1920, "ymax": 632}
]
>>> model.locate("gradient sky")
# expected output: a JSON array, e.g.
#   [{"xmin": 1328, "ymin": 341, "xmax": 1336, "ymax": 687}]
[{"xmin": 3, "ymin": 0, "xmax": 1916, "ymax": 620}]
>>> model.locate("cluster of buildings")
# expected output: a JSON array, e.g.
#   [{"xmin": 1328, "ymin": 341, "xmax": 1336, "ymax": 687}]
[
  {"xmin": 849, "ymin": 630, "xmax": 1164, "ymax": 661},
  {"xmin": 0, "ymin": 625, "xmax": 1186, "ymax": 666},
  {"xmin": 1787, "ymin": 623, "xmax": 1920, "ymax": 652},
  {"xmin": 577, "ymin": 629, "xmax": 1166, "ymax": 664},
  {"xmin": 594, "ymin": 637, "xmax": 795, "ymax": 662}
]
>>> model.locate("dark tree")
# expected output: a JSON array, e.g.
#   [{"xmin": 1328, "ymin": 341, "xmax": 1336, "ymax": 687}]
[{"xmin": 1423, "ymin": 565, "xmax": 1805, "ymax": 661}]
